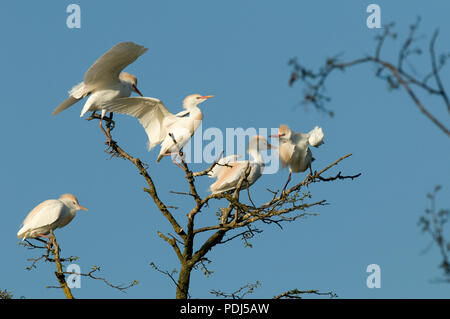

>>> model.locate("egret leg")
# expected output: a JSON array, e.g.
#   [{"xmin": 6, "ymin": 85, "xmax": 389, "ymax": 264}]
[
  {"xmin": 160, "ymin": 152, "xmax": 185, "ymax": 170},
  {"xmin": 282, "ymin": 171, "xmax": 292, "ymax": 194},
  {"xmin": 49, "ymin": 230, "xmax": 60, "ymax": 252},
  {"xmin": 107, "ymin": 112, "xmax": 115, "ymax": 131},
  {"xmin": 158, "ymin": 152, "xmax": 181, "ymax": 161},
  {"xmin": 99, "ymin": 118, "xmax": 112, "ymax": 140},
  {"xmin": 172, "ymin": 160, "xmax": 185, "ymax": 170},
  {"xmin": 97, "ymin": 109, "xmax": 111, "ymax": 140},
  {"xmin": 163, "ymin": 152, "xmax": 180, "ymax": 157}
]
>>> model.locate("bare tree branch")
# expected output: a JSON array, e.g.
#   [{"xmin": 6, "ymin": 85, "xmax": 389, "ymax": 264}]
[
  {"xmin": 289, "ymin": 18, "xmax": 450, "ymax": 136},
  {"xmin": 63, "ymin": 266, "xmax": 138, "ymax": 292},
  {"xmin": 211, "ymin": 281, "xmax": 262, "ymax": 299},
  {"xmin": 419, "ymin": 185, "xmax": 450, "ymax": 279},
  {"xmin": 19, "ymin": 231, "xmax": 137, "ymax": 298},
  {"xmin": 273, "ymin": 288, "xmax": 338, "ymax": 299}
]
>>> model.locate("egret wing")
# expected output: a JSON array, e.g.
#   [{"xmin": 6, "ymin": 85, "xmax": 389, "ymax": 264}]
[
  {"xmin": 18, "ymin": 200, "xmax": 64, "ymax": 237},
  {"xmin": 174, "ymin": 110, "xmax": 190, "ymax": 118},
  {"xmin": 307, "ymin": 126, "xmax": 324, "ymax": 147},
  {"xmin": 52, "ymin": 96, "xmax": 82, "ymax": 115},
  {"xmin": 278, "ymin": 142, "xmax": 295, "ymax": 168},
  {"xmin": 103, "ymin": 97, "xmax": 177, "ymax": 149},
  {"xmin": 210, "ymin": 161, "xmax": 250, "ymax": 193},
  {"xmin": 208, "ymin": 155, "xmax": 242, "ymax": 178},
  {"xmin": 83, "ymin": 42, "xmax": 148, "ymax": 89},
  {"xmin": 52, "ymin": 82, "xmax": 87, "ymax": 115}
]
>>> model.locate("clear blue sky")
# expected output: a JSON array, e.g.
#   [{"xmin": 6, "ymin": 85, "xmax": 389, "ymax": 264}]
[{"xmin": 1, "ymin": 1, "xmax": 449, "ymax": 299}]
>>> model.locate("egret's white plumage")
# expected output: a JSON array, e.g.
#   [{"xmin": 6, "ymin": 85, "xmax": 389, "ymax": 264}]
[
  {"xmin": 102, "ymin": 94, "xmax": 213, "ymax": 162},
  {"xmin": 209, "ymin": 136, "xmax": 272, "ymax": 194},
  {"xmin": 52, "ymin": 42, "xmax": 148, "ymax": 136},
  {"xmin": 17, "ymin": 194, "xmax": 87, "ymax": 240},
  {"xmin": 207, "ymin": 155, "xmax": 241, "ymax": 178},
  {"xmin": 273, "ymin": 125, "xmax": 324, "ymax": 174}
]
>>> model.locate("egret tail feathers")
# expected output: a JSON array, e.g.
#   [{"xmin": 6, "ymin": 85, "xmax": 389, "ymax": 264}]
[
  {"xmin": 53, "ymin": 82, "xmax": 87, "ymax": 115},
  {"xmin": 52, "ymin": 96, "xmax": 81, "ymax": 115}
]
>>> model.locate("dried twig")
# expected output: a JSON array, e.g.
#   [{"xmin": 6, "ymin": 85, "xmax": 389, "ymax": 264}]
[
  {"xmin": 273, "ymin": 288, "xmax": 338, "ymax": 299},
  {"xmin": 19, "ymin": 232, "xmax": 137, "ymax": 298},
  {"xmin": 418, "ymin": 186, "xmax": 450, "ymax": 278},
  {"xmin": 288, "ymin": 18, "xmax": 450, "ymax": 136},
  {"xmin": 211, "ymin": 281, "xmax": 262, "ymax": 299}
]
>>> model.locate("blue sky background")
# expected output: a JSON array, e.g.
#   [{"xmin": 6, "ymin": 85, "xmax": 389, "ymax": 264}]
[{"xmin": 1, "ymin": 1, "xmax": 449, "ymax": 299}]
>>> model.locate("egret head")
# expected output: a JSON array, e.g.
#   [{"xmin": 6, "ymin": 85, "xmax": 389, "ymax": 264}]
[
  {"xmin": 120, "ymin": 72, "xmax": 143, "ymax": 96},
  {"xmin": 59, "ymin": 194, "xmax": 88, "ymax": 212},
  {"xmin": 271, "ymin": 124, "xmax": 292, "ymax": 141},
  {"xmin": 183, "ymin": 94, "xmax": 214, "ymax": 109}
]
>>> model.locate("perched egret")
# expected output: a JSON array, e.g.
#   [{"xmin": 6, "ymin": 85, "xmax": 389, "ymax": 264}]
[
  {"xmin": 52, "ymin": 41, "xmax": 148, "ymax": 138},
  {"xmin": 208, "ymin": 135, "xmax": 273, "ymax": 194},
  {"xmin": 102, "ymin": 94, "xmax": 213, "ymax": 164},
  {"xmin": 17, "ymin": 194, "xmax": 87, "ymax": 240},
  {"xmin": 271, "ymin": 124, "xmax": 324, "ymax": 187}
]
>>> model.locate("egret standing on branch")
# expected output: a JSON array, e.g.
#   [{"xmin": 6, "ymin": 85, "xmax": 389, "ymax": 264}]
[
  {"xmin": 102, "ymin": 94, "xmax": 213, "ymax": 165},
  {"xmin": 17, "ymin": 194, "xmax": 87, "ymax": 241},
  {"xmin": 208, "ymin": 135, "xmax": 273, "ymax": 194},
  {"xmin": 52, "ymin": 42, "xmax": 148, "ymax": 138},
  {"xmin": 271, "ymin": 124, "xmax": 324, "ymax": 188}
]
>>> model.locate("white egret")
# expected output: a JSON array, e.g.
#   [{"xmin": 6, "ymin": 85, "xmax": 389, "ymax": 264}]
[
  {"xmin": 102, "ymin": 94, "xmax": 213, "ymax": 164},
  {"xmin": 208, "ymin": 135, "xmax": 273, "ymax": 194},
  {"xmin": 17, "ymin": 194, "xmax": 87, "ymax": 240},
  {"xmin": 52, "ymin": 41, "xmax": 148, "ymax": 138},
  {"xmin": 271, "ymin": 124, "xmax": 324, "ymax": 187}
]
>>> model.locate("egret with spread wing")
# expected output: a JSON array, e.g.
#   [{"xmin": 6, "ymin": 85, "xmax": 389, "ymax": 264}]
[
  {"xmin": 271, "ymin": 124, "xmax": 324, "ymax": 188},
  {"xmin": 208, "ymin": 136, "xmax": 273, "ymax": 194},
  {"xmin": 52, "ymin": 41, "xmax": 148, "ymax": 138},
  {"xmin": 17, "ymin": 194, "xmax": 87, "ymax": 241},
  {"xmin": 102, "ymin": 94, "xmax": 213, "ymax": 165}
]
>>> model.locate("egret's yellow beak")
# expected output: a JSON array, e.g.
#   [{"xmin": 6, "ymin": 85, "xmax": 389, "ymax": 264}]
[{"xmin": 77, "ymin": 205, "xmax": 88, "ymax": 211}]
